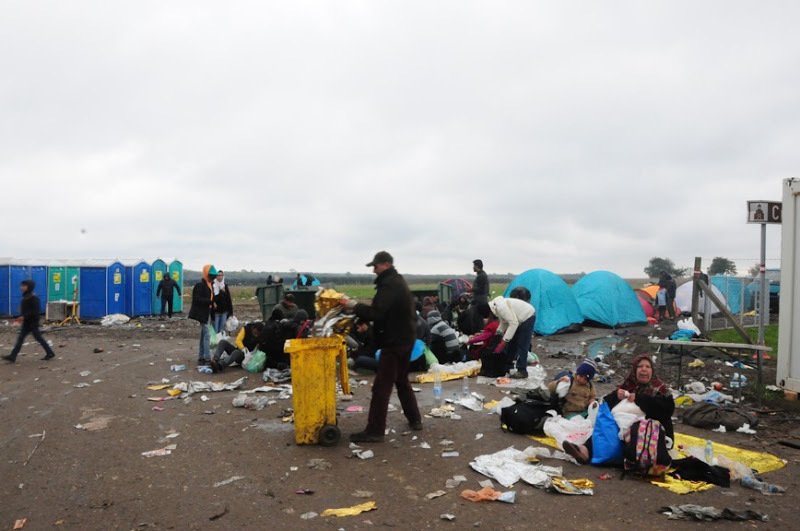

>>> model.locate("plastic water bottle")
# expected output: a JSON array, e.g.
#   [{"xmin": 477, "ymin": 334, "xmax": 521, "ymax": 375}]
[
  {"xmin": 462, "ymin": 376, "xmax": 470, "ymax": 399},
  {"xmin": 704, "ymin": 440, "xmax": 714, "ymax": 464},
  {"xmin": 741, "ymin": 476, "xmax": 785, "ymax": 495},
  {"xmin": 197, "ymin": 365, "xmax": 212, "ymax": 375},
  {"xmin": 433, "ymin": 371, "xmax": 443, "ymax": 407},
  {"xmin": 170, "ymin": 364, "xmax": 186, "ymax": 372}
]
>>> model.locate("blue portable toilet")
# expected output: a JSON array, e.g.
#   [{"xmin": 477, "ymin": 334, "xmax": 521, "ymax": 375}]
[
  {"xmin": 78, "ymin": 261, "xmax": 109, "ymax": 319},
  {"xmin": 7, "ymin": 260, "xmax": 48, "ymax": 316},
  {"xmin": 124, "ymin": 260, "xmax": 152, "ymax": 317},
  {"xmin": 0, "ymin": 259, "xmax": 10, "ymax": 316},
  {"xmin": 150, "ymin": 258, "xmax": 169, "ymax": 315},
  {"xmin": 107, "ymin": 261, "xmax": 126, "ymax": 315},
  {"xmin": 572, "ymin": 271, "xmax": 647, "ymax": 328},
  {"xmin": 504, "ymin": 269, "xmax": 584, "ymax": 335}
]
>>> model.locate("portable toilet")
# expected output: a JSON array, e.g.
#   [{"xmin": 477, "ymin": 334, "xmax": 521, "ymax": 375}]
[
  {"xmin": 150, "ymin": 258, "xmax": 169, "ymax": 314},
  {"xmin": 0, "ymin": 259, "xmax": 10, "ymax": 316},
  {"xmin": 107, "ymin": 261, "xmax": 126, "ymax": 315},
  {"xmin": 168, "ymin": 259, "xmax": 184, "ymax": 313},
  {"xmin": 65, "ymin": 265, "xmax": 81, "ymax": 305},
  {"xmin": 9, "ymin": 260, "xmax": 48, "ymax": 315},
  {"xmin": 48, "ymin": 262, "xmax": 68, "ymax": 302},
  {"xmin": 124, "ymin": 260, "xmax": 152, "ymax": 317},
  {"xmin": 79, "ymin": 261, "xmax": 109, "ymax": 319}
]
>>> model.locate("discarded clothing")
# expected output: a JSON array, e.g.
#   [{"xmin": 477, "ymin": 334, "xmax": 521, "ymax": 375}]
[
  {"xmin": 416, "ymin": 361, "xmax": 481, "ymax": 383},
  {"xmin": 681, "ymin": 403, "xmax": 758, "ymax": 431},
  {"xmin": 470, "ymin": 446, "xmax": 562, "ymax": 488},
  {"xmin": 660, "ymin": 504, "xmax": 767, "ymax": 522},
  {"xmin": 263, "ymin": 368, "xmax": 291, "ymax": 383}
]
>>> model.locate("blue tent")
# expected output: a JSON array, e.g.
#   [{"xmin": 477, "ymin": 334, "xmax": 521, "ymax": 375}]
[
  {"xmin": 504, "ymin": 269, "xmax": 583, "ymax": 335},
  {"xmin": 572, "ymin": 271, "xmax": 647, "ymax": 327},
  {"xmin": 711, "ymin": 276, "xmax": 744, "ymax": 314}
]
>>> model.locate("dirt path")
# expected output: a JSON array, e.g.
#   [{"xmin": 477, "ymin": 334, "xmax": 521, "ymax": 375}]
[{"xmin": 1, "ymin": 307, "xmax": 798, "ymax": 530}]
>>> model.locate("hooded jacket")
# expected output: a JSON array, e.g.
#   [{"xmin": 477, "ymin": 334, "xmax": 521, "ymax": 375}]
[
  {"xmin": 156, "ymin": 276, "xmax": 181, "ymax": 300},
  {"xmin": 426, "ymin": 310, "xmax": 460, "ymax": 352},
  {"xmin": 489, "ymin": 296, "xmax": 535, "ymax": 343},
  {"xmin": 19, "ymin": 280, "xmax": 42, "ymax": 327},
  {"xmin": 354, "ymin": 266, "xmax": 415, "ymax": 348},
  {"xmin": 188, "ymin": 264, "xmax": 215, "ymax": 323}
]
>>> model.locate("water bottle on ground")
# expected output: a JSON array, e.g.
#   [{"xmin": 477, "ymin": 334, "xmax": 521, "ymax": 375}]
[
  {"xmin": 704, "ymin": 439, "xmax": 714, "ymax": 464},
  {"xmin": 462, "ymin": 376, "xmax": 470, "ymax": 399},
  {"xmin": 433, "ymin": 370, "xmax": 443, "ymax": 408},
  {"xmin": 741, "ymin": 475, "xmax": 785, "ymax": 495},
  {"xmin": 170, "ymin": 364, "xmax": 187, "ymax": 372}
]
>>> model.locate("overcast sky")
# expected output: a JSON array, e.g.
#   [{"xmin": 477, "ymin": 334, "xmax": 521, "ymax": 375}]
[{"xmin": 0, "ymin": 1, "xmax": 793, "ymax": 278}]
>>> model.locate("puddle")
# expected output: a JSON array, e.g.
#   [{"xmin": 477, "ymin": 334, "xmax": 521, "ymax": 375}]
[{"xmin": 587, "ymin": 336, "xmax": 623, "ymax": 362}]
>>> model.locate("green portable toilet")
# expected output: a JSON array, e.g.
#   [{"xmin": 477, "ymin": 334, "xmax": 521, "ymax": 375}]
[
  {"xmin": 168, "ymin": 259, "xmax": 184, "ymax": 313},
  {"xmin": 150, "ymin": 258, "xmax": 169, "ymax": 315},
  {"xmin": 48, "ymin": 263, "xmax": 67, "ymax": 301},
  {"xmin": 65, "ymin": 265, "xmax": 81, "ymax": 304}
]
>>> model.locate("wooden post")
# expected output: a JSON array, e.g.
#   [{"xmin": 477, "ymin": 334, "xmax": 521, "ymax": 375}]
[
  {"xmin": 697, "ymin": 279, "xmax": 752, "ymax": 344},
  {"xmin": 691, "ymin": 257, "xmax": 701, "ymax": 330}
]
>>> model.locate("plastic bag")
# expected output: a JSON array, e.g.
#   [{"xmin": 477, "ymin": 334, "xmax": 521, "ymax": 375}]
[
  {"xmin": 544, "ymin": 413, "xmax": 594, "ymax": 448},
  {"xmin": 677, "ymin": 318, "xmax": 701, "ymax": 335},
  {"xmin": 611, "ymin": 397, "xmax": 646, "ymax": 439},
  {"xmin": 225, "ymin": 316, "xmax": 240, "ymax": 333},
  {"xmin": 207, "ymin": 324, "xmax": 219, "ymax": 349},
  {"xmin": 590, "ymin": 402, "xmax": 624, "ymax": 465},
  {"xmin": 244, "ymin": 349, "xmax": 266, "ymax": 373},
  {"xmin": 555, "ymin": 379, "xmax": 571, "ymax": 398}
]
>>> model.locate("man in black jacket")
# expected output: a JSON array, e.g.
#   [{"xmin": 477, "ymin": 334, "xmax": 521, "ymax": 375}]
[
  {"xmin": 341, "ymin": 251, "xmax": 422, "ymax": 443},
  {"xmin": 156, "ymin": 273, "xmax": 181, "ymax": 319},
  {"xmin": 188, "ymin": 264, "xmax": 217, "ymax": 365},
  {"xmin": 3, "ymin": 280, "xmax": 56, "ymax": 363},
  {"xmin": 472, "ymin": 259, "xmax": 490, "ymax": 304}
]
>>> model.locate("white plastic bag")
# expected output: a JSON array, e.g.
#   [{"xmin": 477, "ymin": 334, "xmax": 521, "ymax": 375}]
[
  {"xmin": 555, "ymin": 379, "xmax": 571, "ymax": 398},
  {"xmin": 677, "ymin": 317, "xmax": 701, "ymax": 335},
  {"xmin": 610, "ymin": 399, "xmax": 646, "ymax": 439},
  {"xmin": 543, "ymin": 413, "xmax": 594, "ymax": 448},
  {"xmin": 225, "ymin": 316, "xmax": 240, "ymax": 333}
]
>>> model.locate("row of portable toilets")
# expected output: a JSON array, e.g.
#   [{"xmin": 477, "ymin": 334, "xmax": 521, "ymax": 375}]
[{"xmin": 0, "ymin": 259, "xmax": 183, "ymax": 320}]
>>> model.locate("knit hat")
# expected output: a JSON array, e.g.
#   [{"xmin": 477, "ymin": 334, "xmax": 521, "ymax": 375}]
[{"xmin": 576, "ymin": 359, "xmax": 597, "ymax": 380}]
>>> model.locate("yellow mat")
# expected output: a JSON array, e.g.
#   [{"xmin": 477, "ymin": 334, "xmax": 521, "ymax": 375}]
[
  {"xmin": 528, "ymin": 433, "xmax": 785, "ymax": 495},
  {"xmin": 415, "ymin": 367, "xmax": 480, "ymax": 383}
]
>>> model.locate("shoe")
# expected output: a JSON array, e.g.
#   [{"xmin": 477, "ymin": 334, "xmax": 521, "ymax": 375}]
[
  {"xmin": 41, "ymin": 354, "xmax": 54, "ymax": 361},
  {"xmin": 2, "ymin": 354, "xmax": 16, "ymax": 363},
  {"xmin": 209, "ymin": 359, "xmax": 222, "ymax": 373},
  {"xmin": 409, "ymin": 421, "xmax": 423, "ymax": 431},
  {"xmin": 197, "ymin": 359, "xmax": 209, "ymax": 366},
  {"xmin": 510, "ymin": 371, "xmax": 529, "ymax": 379},
  {"xmin": 349, "ymin": 431, "xmax": 385, "ymax": 443},
  {"xmin": 562, "ymin": 441, "xmax": 589, "ymax": 465}
]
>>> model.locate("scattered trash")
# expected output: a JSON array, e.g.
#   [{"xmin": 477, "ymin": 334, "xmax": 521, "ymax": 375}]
[
  {"xmin": 141, "ymin": 444, "xmax": 177, "ymax": 457},
  {"xmin": 660, "ymin": 504, "xmax": 768, "ymax": 521},
  {"xmin": 471, "ymin": 446, "xmax": 564, "ymax": 488},
  {"xmin": 321, "ymin": 501, "xmax": 377, "ymax": 517},
  {"xmin": 170, "ymin": 364, "xmax": 187, "ymax": 372},
  {"xmin": 688, "ymin": 359, "xmax": 705, "ymax": 369},
  {"xmin": 598, "ymin": 473, "xmax": 614, "ymax": 480},
  {"xmin": 441, "ymin": 451, "xmax": 460, "ymax": 458},
  {"xmin": 173, "ymin": 377, "xmax": 247, "ymax": 396},
  {"xmin": 461, "ymin": 487, "xmax": 515, "ymax": 503},
  {"xmin": 213, "ymin": 475, "xmax": 245, "ymax": 488},
  {"xmin": 454, "ymin": 396, "xmax": 483, "ymax": 412},
  {"xmin": 426, "ymin": 490, "xmax": 447, "ymax": 500},
  {"xmin": 200, "ymin": 395, "xmax": 209, "ymax": 402},
  {"xmin": 101, "ymin": 314, "xmax": 130, "ymax": 326},
  {"xmin": 263, "ymin": 368, "xmax": 291, "ymax": 383},
  {"xmin": 167, "ymin": 389, "xmax": 182, "ymax": 397},
  {"xmin": 300, "ymin": 512, "xmax": 318, "ymax": 520},
  {"xmin": 419, "ymin": 442, "xmax": 431, "ymax": 449},
  {"xmin": 736, "ymin": 423, "xmax": 756, "ymax": 434},
  {"xmin": 295, "ymin": 488, "xmax": 314, "ymax": 495},
  {"xmin": 712, "ymin": 425, "xmax": 727, "ymax": 433},
  {"xmin": 289, "ymin": 466, "xmax": 298, "ymax": 471},
  {"xmin": 684, "ymin": 381, "xmax": 706, "ymax": 394},
  {"xmin": 208, "ymin": 505, "xmax": 229, "ymax": 521},
  {"xmin": 475, "ymin": 433, "xmax": 484, "ymax": 440},
  {"xmin": 730, "ymin": 373, "xmax": 748, "ymax": 389},
  {"xmin": 151, "ymin": 406, "xmax": 164, "ymax": 412},
  {"xmin": 548, "ymin": 477, "xmax": 594, "ymax": 496},
  {"xmin": 307, "ymin": 458, "xmax": 332, "ymax": 471},
  {"xmin": 740, "ymin": 476, "xmax": 785, "ymax": 495},
  {"xmin": 197, "ymin": 366, "xmax": 213, "ymax": 374},
  {"xmin": 13, "ymin": 518, "xmax": 27, "ymax": 530},
  {"xmin": 353, "ymin": 449, "xmax": 374, "ymax": 460},
  {"xmin": 147, "ymin": 384, "xmax": 171, "ymax": 391},
  {"xmin": 445, "ymin": 475, "xmax": 467, "ymax": 489},
  {"xmin": 440, "ymin": 514, "xmax": 456, "ymax": 521},
  {"xmin": 93, "ymin": 347, "xmax": 104, "ymax": 353},
  {"xmin": 79, "ymin": 370, "xmax": 91, "ymax": 377},
  {"xmin": 345, "ymin": 405, "xmax": 364, "ymax": 413},
  {"xmin": 73, "ymin": 383, "xmax": 91, "ymax": 389}
]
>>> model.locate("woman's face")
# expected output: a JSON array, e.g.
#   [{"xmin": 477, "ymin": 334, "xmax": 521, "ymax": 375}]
[{"xmin": 635, "ymin": 359, "xmax": 653, "ymax": 384}]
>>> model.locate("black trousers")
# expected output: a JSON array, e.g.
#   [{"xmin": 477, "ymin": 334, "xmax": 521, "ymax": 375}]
[
  {"xmin": 9, "ymin": 324, "xmax": 55, "ymax": 360},
  {"xmin": 160, "ymin": 296, "xmax": 174, "ymax": 317}
]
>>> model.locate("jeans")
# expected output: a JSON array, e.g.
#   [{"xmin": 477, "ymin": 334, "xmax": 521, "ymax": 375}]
[
  {"xmin": 160, "ymin": 296, "xmax": 174, "ymax": 318},
  {"xmin": 214, "ymin": 312, "xmax": 228, "ymax": 334},
  {"xmin": 213, "ymin": 339, "xmax": 244, "ymax": 368},
  {"xmin": 9, "ymin": 323, "xmax": 55, "ymax": 361},
  {"xmin": 198, "ymin": 320, "xmax": 211, "ymax": 361},
  {"xmin": 364, "ymin": 344, "xmax": 421, "ymax": 436},
  {"xmin": 507, "ymin": 315, "xmax": 535, "ymax": 373}
]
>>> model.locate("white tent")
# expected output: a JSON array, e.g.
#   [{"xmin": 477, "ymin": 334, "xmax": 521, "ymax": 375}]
[{"xmin": 675, "ymin": 281, "xmax": 728, "ymax": 315}]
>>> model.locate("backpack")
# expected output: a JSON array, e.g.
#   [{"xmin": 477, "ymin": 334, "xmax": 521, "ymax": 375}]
[
  {"xmin": 500, "ymin": 399, "xmax": 552, "ymax": 435},
  {"xmin": 623, "ymin": 419, "xmax": 671, "ymax": 477},
  {"xmin": 478, "ymin": 335, "xmax": 507, "ymax": 378}
]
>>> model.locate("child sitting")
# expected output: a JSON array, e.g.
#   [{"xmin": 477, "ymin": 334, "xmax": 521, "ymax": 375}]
[{"xmin": 547, "ymin": 359, "xmax": 597, "ymax": 418}]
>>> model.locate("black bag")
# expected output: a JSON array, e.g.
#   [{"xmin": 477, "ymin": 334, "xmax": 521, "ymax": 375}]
[
  {"xmin": 670, "ymin": 457, "xmax": 731, "ymax": 487},
  {"xmin": 500, "ymin": 400, "xmax": 552, "ymax": 435},
  {"xmin": 682, "ymin": 402, "xmax": 758, "ymax": 431},
  {"xmin": 623, "ymin": 419, "xmax": 672, "ymax": 477},
  {"xmin": 478, "ymin": 336, "xmax": 507, "ymax": 377}
]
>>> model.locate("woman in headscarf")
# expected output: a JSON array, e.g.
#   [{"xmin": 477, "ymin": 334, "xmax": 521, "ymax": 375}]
[
  {"xmin": 563, "ymin": 354, "xmax": 674, "ymax": 464},
  {"xmin": 212, "ymin": 269, "xmax": 234, "ymax": 333},
  {"xmin": 188, "ymin": 264, "xmax": 217, "ymax": 365}
]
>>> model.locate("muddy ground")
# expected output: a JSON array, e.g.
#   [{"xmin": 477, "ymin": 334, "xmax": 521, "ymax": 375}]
[{"xmin": 1, "ymin": 301, "xmax": 799, "ymax": 530}]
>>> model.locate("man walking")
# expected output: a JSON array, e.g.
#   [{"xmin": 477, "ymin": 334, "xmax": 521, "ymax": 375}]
[
  {"xmin": 156, "ymin": 272, "xmax": 181, "ymax": 319},
  {"xmin": 472, "ymin": 259, "xmax": 490, "ymax": 304},
  {"xmin": 3, "ymin": 280, "xmax": 56, "ymax": 363},
  {"xmin": 341, "ymin": 251, "xmax": 422, "ymax": 442}
]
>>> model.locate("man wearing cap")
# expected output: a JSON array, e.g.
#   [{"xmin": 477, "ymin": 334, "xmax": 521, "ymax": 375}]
[
  {"xmin": 472, "ymin": 259, "xmax": 489, "ymax": 305},
  {"xmin": 341, "ymin": 251, "xmax": 422, "ymax": 443},
  {"xmin": 188, "ymin": 264, "xmax": 217, "ymax": 365}
]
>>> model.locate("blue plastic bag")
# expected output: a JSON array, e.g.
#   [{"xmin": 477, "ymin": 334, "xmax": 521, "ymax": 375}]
[
  {"xmin": 375, "ymin": 339, "xmax": 425, "ymax": 362},
  {"xmin": 590, "ymin": 401, "xmax": 624, "ymax": 465}
]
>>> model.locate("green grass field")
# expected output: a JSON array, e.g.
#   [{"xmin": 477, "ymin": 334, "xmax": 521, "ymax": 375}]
[
  {"xmin": 710, "ymin": 324, "xmax": 779, "ymax": 352},
  {"xmin": 217, "ymin": 283, "xmax": 511, "ymax": 302}
]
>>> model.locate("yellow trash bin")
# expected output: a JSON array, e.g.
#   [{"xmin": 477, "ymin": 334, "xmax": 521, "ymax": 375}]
[{"xmin": 284, "ymin": 337, "xmax": 351, "ymax": 446}]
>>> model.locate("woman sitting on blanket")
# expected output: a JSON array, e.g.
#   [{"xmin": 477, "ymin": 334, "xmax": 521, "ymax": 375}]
[{"xmin": 562, "ymin": 354, "xmax": 675, "ymax": 464}]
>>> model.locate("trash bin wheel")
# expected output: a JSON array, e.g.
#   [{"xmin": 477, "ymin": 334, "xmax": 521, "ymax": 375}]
[{"xmin": 319, "ymin": 424, "xmax": 341, "ymax": 447}]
